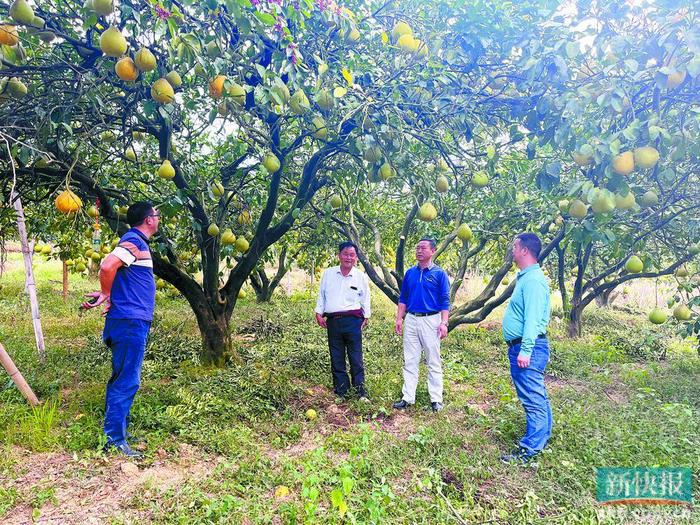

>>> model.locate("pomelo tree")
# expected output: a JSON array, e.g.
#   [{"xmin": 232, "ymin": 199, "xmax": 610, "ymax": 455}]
[
  {"xmin": 4, "ymin": 0, "xmax": 563, "ymax": 363},
  {"xmin": 505, "ymin": 0, "xmax": 700, "ymax": 336}
]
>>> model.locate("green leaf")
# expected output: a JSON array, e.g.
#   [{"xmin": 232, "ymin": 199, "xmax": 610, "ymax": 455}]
[
  {"xmin": 255, "ymin": 12, "xmax": 276, "ymax": 25},
  {"xmin": 342, "ymin": 476, "xmax": 354, "ymax": 495},
  {"xmin": 565, "ymin": 41, "xmax": 579, "ymax": 58},
  {"xmin": 331, "ymin": 488, "xmax": 344, "ymax": 508}
]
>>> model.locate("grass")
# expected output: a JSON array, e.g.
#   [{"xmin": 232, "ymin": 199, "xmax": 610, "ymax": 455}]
[{"xmin": 0, "ymin": 252, "xmax": 698, "ymax": 524}]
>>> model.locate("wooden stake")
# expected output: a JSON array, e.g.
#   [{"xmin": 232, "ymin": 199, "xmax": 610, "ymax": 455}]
[
  {"xmin": 11, "ymin": 191, "xmax": 46, "ymax": 362},
  {"xmin": 0, "ymin": 343, "xmax": 40, "ymax": 406},
  {"xmin": 62, "ymin": 260, "xmax": 69, "ymax": 302}
]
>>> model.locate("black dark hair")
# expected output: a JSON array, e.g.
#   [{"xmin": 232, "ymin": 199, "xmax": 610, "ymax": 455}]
[
  {"xmin": 418, "ymin": 237, "xmax": 437, "ymax": 250},
  {"xmin": 515, "ymin": 232, "xmax": 542, "ymax": 258},
  {"xmin": 338, "ymin": 241, "xmax": 358, "ymax": 254},
  {"xmin": 127, "ymin": 201, "xmax": 155, "ymax": 227}
]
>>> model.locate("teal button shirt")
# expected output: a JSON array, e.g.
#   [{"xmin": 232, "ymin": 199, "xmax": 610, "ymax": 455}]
[{"xmin": 502, "ymin": 263, "xmax": 550, "ymax": 356}]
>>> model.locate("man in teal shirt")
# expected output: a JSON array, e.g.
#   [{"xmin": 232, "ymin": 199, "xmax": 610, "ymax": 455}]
[{"xmin": 500, "ymin": 233, "xmax": 552, "ymax": 463}]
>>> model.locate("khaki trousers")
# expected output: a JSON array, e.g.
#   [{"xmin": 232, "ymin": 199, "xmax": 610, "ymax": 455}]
[{"xmin": 401, "ymin": 313, "xmax": 443, "ymax": 403}]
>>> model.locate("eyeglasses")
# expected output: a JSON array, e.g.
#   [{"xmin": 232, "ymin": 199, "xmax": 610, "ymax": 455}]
[{"xmin": 147, "ymin": 213, "xmax": 161, "ymax": 218}]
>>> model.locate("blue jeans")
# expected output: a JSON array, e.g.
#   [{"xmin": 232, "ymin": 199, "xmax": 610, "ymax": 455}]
[
  {"xmin": 508, "ymin": 338, "xmax": 552, "ymax": 453},
  {"xmin": 102, "ymin": 318, "xmax": 151, "ymax": 446}
]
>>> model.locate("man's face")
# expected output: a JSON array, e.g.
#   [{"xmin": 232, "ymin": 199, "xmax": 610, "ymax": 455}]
[
  {"xmin": 339, "ymin": 246, "xmax": 357, "ymax": 268},
  {"xmin": 415, "ymin": 240, "xmax": 435, "ymax": 262},
  {"xmin": 146, "ymin": 209, "xmax": 161, "ymax": 232},
  {"xmin": 512, "ymin": 238, "xmax": 527, "ymax": 267}
]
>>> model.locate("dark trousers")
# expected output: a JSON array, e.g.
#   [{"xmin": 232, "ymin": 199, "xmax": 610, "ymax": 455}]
[
  {"xmin": 326, "ymin": 316, "xmax": 365, "ymax": 397},
  {"xmin": 102, "ymin": 317, "xmax": 151, "ymax": 446}
]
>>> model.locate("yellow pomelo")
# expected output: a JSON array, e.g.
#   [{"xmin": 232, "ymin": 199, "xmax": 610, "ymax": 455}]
[
  {"xmin": 134, "ymin": 47, "xmax": 157, "ymax": 71},
  {"xmin": 456, "ymin": 223, "xmax": 473, "ymax": 242},
  {"xmin": 633, "ymin": 146, "xmax": 659, "ymax": 169},
  {"xmin": 673, "ymin": 305, "xmax": 691, "ymax": 321},
  {"xmin": 10, "ymin": 0, "xmax": 35, "ymax": 25},
  {"xmin": 55, "ymin": 190, "xmax": 82, "ymax": 214},
  {"xmin": 115, "ymin": 57, "xmax": 138, "ymax": 81},
  {"xmin": 92, "ymin": 0, "xmax": 113, "ymax": 16},
  {"xmin": 624, "ymin": 255, "xmax": 643, "ymax": 273},
  {"xmin": 0, "ymin": 25, "xmax": 19, "ymax": 46},
  {"xmin": 397, "ymin": 34, "xmax": 418, "ymax": 53},
  {"xmin": 157, "ymin": 159, "xmax": 176, "ymax": 179},
  {"xmin": 209, "ymin": 75, "xmax": 226, "ymax": 99},
  {"xmin": 418, "ymin": 202, "xmax": 438, "ymax": 221},
  {"xmin": 615, "ymin": 191, "xmax": 636, "ymax": 210},
  {"xmin": 263, "ymin": 153, "xmax": 280, "ymax": 173},
  {"xmin": 435, "ymin": 175, "xmax": 449, "ymax": 193},
  {"xmin": 235, "ymin": 236, "xmax": 249, "ymax": 252},
  {"xmin": 151, "ymin": 78, "xmax": 175, "ymax": 104},
  {"xmin": 165, "ymin": 70, "xmax": 182, "ymax": 88},
  {"xmin": 379, "ymin": 162, "xmax": 396, "ymax": 180},
  {"xmin": 648, "ymin": 308, "xmax": 667, "ymax": 325},
  {"xmin": 227, "ymin": 82, "xmax": 246, "ymax": 106},
  {"xmin": 100, "ymin": 26, "xmax": 127, "ymax": 58},
  {"xmin": 611, "ymin": 151, "xmax": 634, "ymax": 175},
  {"xmin": 330, "ymin": 194, "xmax": 342, "ymax": 208},
  {"xmin": 221, "ymin": 229, "xmax": 236, "ymax": 245},
  {"xmin": 391, "ymin": 21, "xmax": 412, "ymax": 41},
  {"xmin": 471, "ymin": 171, "xmax": 489, "ymax": 187},
  {"xmin": 568, "ymin": 199, "xmax": 588, "ymax": 218}
]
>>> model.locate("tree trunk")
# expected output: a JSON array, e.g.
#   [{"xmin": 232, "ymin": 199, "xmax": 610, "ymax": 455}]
[
  {"xmin": 567, "ymin": 304, "xmax": 582, "ymax": 338},
  {"xmin": 195, "ymin": 307, "xmax": 235, "ymax": 367},
  {"xmin": 556, "ymin": 243, "xmax": 570, "ymax": 314}
]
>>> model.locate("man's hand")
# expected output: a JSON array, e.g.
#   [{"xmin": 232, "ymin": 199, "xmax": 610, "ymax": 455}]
[
  {"xmin": 315, "ymin": 313, "xmax": 327, "ymax": 328},
  {"xmin": 438, "ymin": 323, "xmax": 448, "ymax": 340},
  {"xmin": 82, "ymin": 291, "xmax": 111, "ymax": 316},
  {"xmin": 361, "ymin": 318, "xmax": 369, "ymax": 330},
  {"xmin": 395, "ymin": 318, "xmax": 403, "ymax": 335},
  {"xmin": 517, "ymin": 352, "xmax": 531, "ymax": 368}
]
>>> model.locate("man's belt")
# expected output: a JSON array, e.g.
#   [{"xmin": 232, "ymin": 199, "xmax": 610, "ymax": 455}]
[
  {"xmin": 507, "ymin": 334, "xmax": 547, "ymax": 347},
  {"xmin": 408, "ymin": 311, "xmax": 440, "ymax": 317},
  {"xmin": 326, "ymin": 309, "xmax": 363, "ymax": 319}
]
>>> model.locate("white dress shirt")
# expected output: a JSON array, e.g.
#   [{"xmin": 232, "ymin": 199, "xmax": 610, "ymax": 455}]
[{"xmin": 314, "ymin": 265, "xmax": 371, "ymax": 318}]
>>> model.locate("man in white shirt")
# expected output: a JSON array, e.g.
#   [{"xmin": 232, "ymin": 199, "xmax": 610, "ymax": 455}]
[{"xmin": 315, "ymin": 241, "xmax": 371, "ymax": 401}]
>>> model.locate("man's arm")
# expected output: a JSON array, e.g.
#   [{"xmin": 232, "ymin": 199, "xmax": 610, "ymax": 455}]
[
  {"xmin": 361, "ymin": 273, "xmax": 371, "ymax": 329},
  {"xmin": 396, "ymin": 271, "xmax": 409, "ymax": 334},
  {"xmin": 517, "ymin": 280, "xmax": 548, "ymax": 367},
  {"xmin": 314, "ymin": 269, "xmax": 327, "ymax": 327},
  {"xmin": 82, "ymin": 254, "xmax": 124, "ymax": 314},
  {"xmin": 395, "ymin": 302, "xmax": 407, "ymax": 335},
  {"xmin": 437, "ymin": 271, "xmax": 450, "ymax": 339}
]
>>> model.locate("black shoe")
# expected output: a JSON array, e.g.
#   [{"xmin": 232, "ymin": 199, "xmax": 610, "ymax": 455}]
[
  {"xmin": 106, "ymin": 442, "xmax": 144, "ymax": 459},
  {"xmin": 392, "ymin": 399, "xmax": 411, "ymax": 409},
  {"xmin": 500, "ymin": 446, "xmax": 538, "ymax": 464},
  {"xmin": 431, "ymin": 402, "xmax": 444, "ymax": 412}
]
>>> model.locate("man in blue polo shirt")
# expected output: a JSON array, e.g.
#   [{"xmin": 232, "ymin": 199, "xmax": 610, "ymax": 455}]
[
  {"xmin": 393, "ymin": 238, "xmax": 450, "ymax": 412},
  {"xmin": 500, "ymin": 232, "xmax": 552, "ymax": 464},
  {"xmin": 82, "ymin": 201, "xmax": 159, "ymax": 458}
]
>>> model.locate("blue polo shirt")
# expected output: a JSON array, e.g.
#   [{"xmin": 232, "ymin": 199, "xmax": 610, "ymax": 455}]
[
  {"xmin": 502, "ymin": 263, "xmax": 550, "ymax": 356},
  {"xmin": 398, "ymin": 263, "xmax": 450, "ymax": 314},
  {"xmin": 107, "ymin": 228, "xmax": 156, "ymax": 321}
]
